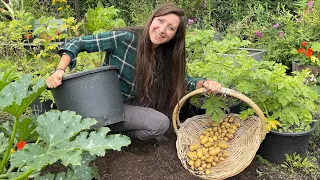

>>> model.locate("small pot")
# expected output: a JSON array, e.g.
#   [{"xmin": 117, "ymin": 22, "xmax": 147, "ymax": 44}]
[{"xmin": 50, "ymin": 66, "xmax": 125, "ymax": 128}]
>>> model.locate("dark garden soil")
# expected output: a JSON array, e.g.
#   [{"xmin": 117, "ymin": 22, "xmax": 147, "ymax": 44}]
[
  {"xmin": 92, "ymin": 103, "xmax": 317, "ymax": 180},
  {"xmin": 94, "ymin": 125, "xmax": 315, "ymax": 180}
]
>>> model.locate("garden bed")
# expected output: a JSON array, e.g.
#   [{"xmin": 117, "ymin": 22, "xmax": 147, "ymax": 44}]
[
  {"xmin": 93, "ymin": 126, "xmax": 316, "ymax": 180},
  {"xmin": 42, "ymin": 123, "xmax": 318, "ymax": 180}
]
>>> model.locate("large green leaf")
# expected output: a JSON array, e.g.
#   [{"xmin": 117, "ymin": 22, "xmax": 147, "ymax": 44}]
[
  {"xmin": 0, "ymin": 74, "xmax": 46, "ymax": 119},
  {"xmin": 35, "ymin": 110, "xmax": 97, "ymax": 148},
  {"xmin": 34, "ymin": 152, "xmax": 99, "ymax": 180},
  {"xmin": 0, "ymin": 68, "xmax": 18, "ymax": 91},
  {"xmin": 10, "ymin": 110, "xmax": 131, "ymax": 171},
  {"xmin": 0, "ymin": 133, "xmax": 8, "ymax": 156},
  {"xmin": 16, "ymin": 116, "xmax": 39, "ymax": 142}
]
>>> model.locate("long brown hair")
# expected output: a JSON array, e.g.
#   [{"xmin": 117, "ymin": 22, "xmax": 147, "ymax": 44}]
[{"xmin": 133, "ymin": 3, "xmax": 187, "ymax": 116}]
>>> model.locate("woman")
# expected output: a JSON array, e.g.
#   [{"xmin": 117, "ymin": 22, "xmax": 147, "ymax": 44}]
[{"xmin": 46, "ymin": 3, "xmax": 221, "ymax": 142}]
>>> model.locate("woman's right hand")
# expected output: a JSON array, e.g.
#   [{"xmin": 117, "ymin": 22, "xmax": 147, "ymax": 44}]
[{"xmin": 46, "ymin": 69, "xmax": 65, "ymax": 88}]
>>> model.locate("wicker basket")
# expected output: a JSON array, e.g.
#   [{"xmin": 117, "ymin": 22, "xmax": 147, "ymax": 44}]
[{"xmin": 172, "ymin": 87, "xmax": 267, "ymax": 180}]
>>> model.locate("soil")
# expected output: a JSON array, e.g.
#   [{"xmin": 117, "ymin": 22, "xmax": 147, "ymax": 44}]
[{"xmin": 94, "ymin": 125, "xmax": 315, "ymax": 180}]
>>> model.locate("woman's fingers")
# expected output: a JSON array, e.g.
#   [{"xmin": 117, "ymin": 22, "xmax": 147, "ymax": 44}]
[
  {"xmin": 202, "ymin": 80, "xmax": 221, "ymax": 94},
  {"xmin": 46, "ymin": 70, "xmax": 64, "ymax": 88}
]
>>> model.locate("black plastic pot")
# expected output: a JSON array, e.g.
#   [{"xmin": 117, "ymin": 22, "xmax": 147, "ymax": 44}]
[
  {"xmin": 50, "ymin": 66, "xmax": 125, "ymax": 128},
  {"xmin": 257, "ymin": 122, "xmax": 317, "ymax": 164},
  {"xmin": 30, "ymin": 97, "xmax": 56, "ymax": 115},
  {"xmin": 179, "ymin": 98, "xmax": 244, "ymax": 121}
]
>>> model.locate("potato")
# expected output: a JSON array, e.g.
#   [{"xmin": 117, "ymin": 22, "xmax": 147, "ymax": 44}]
[
  {"xmin": 212, "ymin": 136, "xmax": 218, "ymax": 141},
  {"xmin": 209, "ymin": 147, "xmax": 221, "ymax": 156},
  {"xmin": 223, "ymin": 151, "xmax": 229, "ymax": 158},
  {"xmin": 204, "ymin": 142, "xmax": 214, "ymax": 148},
  {"xmin": 228, "ymin": 116, "xmax": 235, "ymax": 123},
  {"xmin": 189, "ymin": 143, "xmax": 200, "ymax": 151},
  {"xmin": 194, "ymin": 159, "xmax": 202, "ymax": 168},
  {"xmin": 186, "ymin": 151, "xmax": 197, "ymax": 161},
  {"xmin": 197, "ymin": 150, "xmax": 204, "ymax": 159},
  {"xmin": 218, "ymin": 141, "xmax": 229, "ymax": 149},
  {"xmin": 200, "ymin": 136, "xmax": 209, "ymax": 145},
  {"xmin": 226, "ymin": 133, "xmax": 234, "ymax": 140},
  {"xmin": 227, "ymin": 128, "xmax": 236, "ymax": 134},
  {"xmin": 188, "ymin": 160, "xmax": 195, "ymax": 166},
  {"xmin": 205, "ymin": 169, "xmax": 210, "ymax": 175}
]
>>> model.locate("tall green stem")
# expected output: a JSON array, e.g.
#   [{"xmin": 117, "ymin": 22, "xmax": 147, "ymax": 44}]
[
  {"xmin": 257, "ymin": 95, "xmax": 269, "ymax": 118},
  {"xmin": 0, "ymin": 118, "xmax": 18, "ymax": 174},
  {"xmin": 12, "ymin": 168, "xmax": 34, "ymax": 180}
]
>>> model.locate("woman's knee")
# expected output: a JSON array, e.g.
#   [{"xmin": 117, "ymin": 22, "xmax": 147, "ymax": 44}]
[{"xmin": 146, "ymin": 109, "xmax": 170, "ymax": 135}]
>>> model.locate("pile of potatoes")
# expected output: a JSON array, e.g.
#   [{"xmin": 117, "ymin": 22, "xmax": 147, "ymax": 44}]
[{"xmin": 185, "ymin": 115, "xmax": 241, "ymax": 175}]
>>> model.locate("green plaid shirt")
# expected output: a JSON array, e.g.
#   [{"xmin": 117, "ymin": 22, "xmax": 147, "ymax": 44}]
[{"xmin": 60, "ymin": 30, "xmax": 201, "ymax": 101}]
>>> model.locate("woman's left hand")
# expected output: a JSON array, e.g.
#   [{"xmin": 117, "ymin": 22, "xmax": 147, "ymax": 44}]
[{"xmin": 202, "ymin": 80, "xmax": 222, "ymax": 94}]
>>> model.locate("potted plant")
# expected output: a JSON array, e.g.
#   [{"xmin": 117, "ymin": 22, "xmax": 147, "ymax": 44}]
[
  {"xmin": 186, "ymin": 31, "xmax": 319, "ymax": 163},
  {"xmin": 227, "ymin": 1, "xmax": 320, "ymax": 69},
  {"xmin": 291, "ymin": 41, "xmax": 320, "ymax": 77}
]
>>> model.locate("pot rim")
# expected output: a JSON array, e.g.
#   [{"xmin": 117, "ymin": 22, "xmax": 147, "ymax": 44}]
[
  {"xmin": 270, "ymin": 121, "xmax": 318, "ymax": 136},
  {"xmin": 62, "ymin": 65, "xmax": 119, "ymax": 81}
]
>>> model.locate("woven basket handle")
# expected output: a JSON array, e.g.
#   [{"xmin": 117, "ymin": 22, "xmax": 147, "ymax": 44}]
[{"xmin": 172, "ymin": 87, "xmax": 267, "ymax": 135}]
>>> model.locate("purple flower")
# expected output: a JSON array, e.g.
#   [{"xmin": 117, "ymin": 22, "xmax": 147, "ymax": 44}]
[
  {"xmin": 279, "ymin": 31, "xmax": 284, "ymax": 37},
  {"xmin": 272, "ymin": 23, "xmax": 279, "ymax": 28},
  {"xmin": 188, "ymin": 19, "xmax": 195, "ymax": 25},
  {"xmin": 307, "ymin": 1, "xmax": 313, "ymax": 8},
  {"xmin": 306, "ymin": 8, "xmax": 313, "ymax": 13},
  {"xmin": 255, "ymin": 31, "xmax": 264, "ymax": 37}
]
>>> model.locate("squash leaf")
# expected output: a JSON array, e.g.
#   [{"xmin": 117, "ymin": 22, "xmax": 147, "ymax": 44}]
[{"xmin": 10, "ymin": 110, "xmax": 131, "ymax": 171}]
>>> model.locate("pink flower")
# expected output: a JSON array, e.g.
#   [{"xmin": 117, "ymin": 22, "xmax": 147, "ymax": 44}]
[
  {"xmin": 279, "ymin": 31, "xmax": 284, "ymax": 37},
  {"xmin": 272, "ymin": 23, "xmax": 279, "ymax": 28},
  {"xmin": 307, "ymin": 1, "xmax": 313, "ymax": 8},
  {"xmin": 255, "ymin": 31, "xmax": 264, "ymax": 37},
  {"xmin": 188, "ymin": 19, "xmax": 195, "ymax": 25}
]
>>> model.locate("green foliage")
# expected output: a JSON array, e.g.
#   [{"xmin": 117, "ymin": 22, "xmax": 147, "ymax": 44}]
[
  {"xmin": 281, "ymin": 153, "xmax": 319, "ymax": 176},
  {"xmin": 201, "ymin": 95, "xmax": 226, "ymax": 123},
  {"xmin": 256, "ymin": 155, "xmax": 272, "ymax": 167},
  {"xmin": 0, "ymin": 69, "xmax": 18, "ymax": 91},
  {"xmin": 10, "ymin": 110, "xmax": 130, "ymax": 172},
  {"xmin": 33, "ymin": 152, "xmax": 99, "ymax": 180},
  {"xmin": 0, "ymin": 71, "xmax": 131, "ymax": 179},
  {"xmin": 85, "ymin": 2, "xmax": 126, "ymax": 34},
  {"xmin": 228, "ymin": 1, "xmax": 320, "ymax": 66},
  {"xmin": 0, "ymin": 74, "xmax": 46, "ymax": 119},
  {"xmin": 186, "ymin": 29, "xmax": 319, "ymax": 132},
  {"xmin": 0, "ymin": 133, "xmax": 8, "ymax": 156}
]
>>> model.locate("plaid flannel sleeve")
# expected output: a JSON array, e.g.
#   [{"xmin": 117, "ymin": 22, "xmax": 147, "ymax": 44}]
[
  {"xmin": 58, "ymin": 31, "xmax": 128, "ymax": 70},
  {"xmin": 185, "ymin": 74, "xmax": 202, "ymax": 91}
]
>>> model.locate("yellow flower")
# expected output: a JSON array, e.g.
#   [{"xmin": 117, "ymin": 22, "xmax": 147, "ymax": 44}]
[
  {"xmin": 10, "ymin": 148, "xmax": 16, "ymax": 153},
  {"xmin": 266, "ymin": 119, "xmax": 280, "ymax": 132},
  {"xmin": 66, "ymin": 17, "xmax": 75, "ymax": 25},
  {"xmin": 66, "ymin": 5, "xmax": 70, "ymax": 9},
  {"xmin": 58, "ymin": 7, "xmax": 63, "ymax": 11},
  {"xmin": 310, "ymin": 56, "xmax": 316, "ymax": 62},
  {"xmin": 52, "ymin": 0, "xmax": 56, "ymax": 5}
]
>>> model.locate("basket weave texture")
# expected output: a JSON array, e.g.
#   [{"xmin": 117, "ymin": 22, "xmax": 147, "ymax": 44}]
[
  {"xmin": 176, "ymin": 115, "xmax": 264, "ymax": 179},
  {"xmin": 172, "ymin": 88, "xmax": 267, "ymax": 180}
]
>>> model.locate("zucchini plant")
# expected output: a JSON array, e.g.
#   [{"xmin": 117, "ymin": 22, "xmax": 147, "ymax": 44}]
[{"xmin": 0, "ymin": 70, "xmax": 131, "ymax": 179}]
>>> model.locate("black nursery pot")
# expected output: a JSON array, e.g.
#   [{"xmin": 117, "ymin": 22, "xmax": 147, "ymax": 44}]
[
  {"xmin": 257, "ymin": 122, "xmax": 317, "ymax": 164},
  {"xmin": 50, "ymin": 66, "xmax": 125, "ymax": 128},
  {"xmin": 30, "ymin": 97, "xmax": 57, "ymax": 115}
]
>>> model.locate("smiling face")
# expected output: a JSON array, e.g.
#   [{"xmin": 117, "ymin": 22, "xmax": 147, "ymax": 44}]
[{"xmin": 148, "ymin": 13, "xmax": 181, "ymax": 48}]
